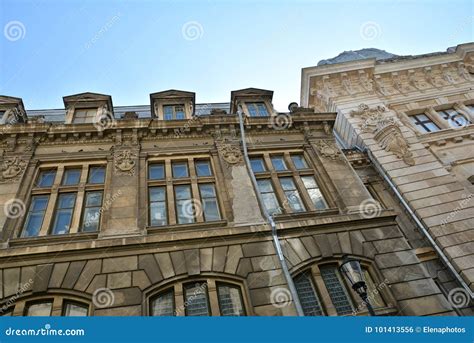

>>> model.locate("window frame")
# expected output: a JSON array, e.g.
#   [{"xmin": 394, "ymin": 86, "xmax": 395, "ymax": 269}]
[{"xmin": 163, "ymin": 104, "xmax": 186, "ymax": 120}]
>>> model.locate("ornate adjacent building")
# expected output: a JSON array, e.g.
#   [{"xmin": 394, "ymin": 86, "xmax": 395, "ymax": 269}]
[{"xmin": 0, "ymin": 43, "xmax": 472, "ymax": 317}]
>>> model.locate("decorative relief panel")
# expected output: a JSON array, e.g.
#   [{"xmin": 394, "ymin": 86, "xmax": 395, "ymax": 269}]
[
  {"xmin": 314, "ymin": 140, "xmax": 343, "ymax": 161},
  {"xmin": 217, "ymin": 143, "xmax": 243, "ymax": 166},
  {"xmin": 113, "ymin": 149, "xmax": 137, "ymax": 176},
  {"xmin": 350, "ymin": 104, "xmax": 415, "ymax": 166},
  {"xmin": 0, "ymin": 156, "xmax": 27, "ymax": 182}
]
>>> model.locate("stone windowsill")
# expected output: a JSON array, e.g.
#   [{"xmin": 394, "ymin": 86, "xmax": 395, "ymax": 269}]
[
  {"xmin": 273, "ymin": 207, "xmax": 340, "ymax": 221},
  {"xmin": 8, "ymin": 232, "xmax": 99, "ymax": 247},
  {"xmin": 146, "ymin": 219, "xmax": 228, "ymax": 234}
]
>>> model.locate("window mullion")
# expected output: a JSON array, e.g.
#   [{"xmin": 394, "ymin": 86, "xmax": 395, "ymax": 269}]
[
  {"xmin": 174, "ymin": 283, "xmax": 184, "ymax": 316},
  {"xmin": 188, "ymin": 158, "xmax": 204, "ymax": 222},
  {"xmin": 207, "ymin": 279, "xmax": 219, "ymax": 316},
  {"xmin": 69, "ymin": 165, "xmax": 88, "ymax": 234},
  {"xmin": 427, "ymin": 108, "xmax": 449, "ymax": 129},
  {"xmin": 165, "ymin": 160, "xmax": 176, "ymax": 225},
  {"xmin": 38, "ymin": 167, "xmax": 64, "ymax": 236},
  {"xmin": 311, "ymin": 265, "xmax": 338, "ymax": 316},
  {"xmin": 51, "ymin": 297, "xmax": 63, "ymax": 316}
]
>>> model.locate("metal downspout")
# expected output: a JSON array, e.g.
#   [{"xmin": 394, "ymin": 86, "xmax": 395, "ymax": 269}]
[
  {"xmin": 365, "ymin": 148, "xmax": 474, "ymax": 300},
  {"xmin": 237, "ymin": 111, "xmax": 305, "ymax": 316}
]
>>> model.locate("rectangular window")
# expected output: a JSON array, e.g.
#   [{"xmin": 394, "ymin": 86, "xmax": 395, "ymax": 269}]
[
  {"xmin": 88, "ymin": 166, "xmax": 106, "ymax": 184},
  {"xmin": 320, "ymin": 265, "xmax": 353, "ymax": 315},
  {"xmin": 294, "ymin": 271, "xmax": 323, "ymax": 316},
  {"xmin": 151, "ymin": 289, "xmax": 175, "ymax": 316},
  {"xmin": 81, "ymin": 191, "xmax": 103, "ymax": 232},
  {"xmin": 21, "ymin": 195, "xmax": 49, "ymax": 237},
  {"xmin": 246, "ymin": 102, "xmax": 269, "ymax": 117},
  {"xmin": 301, "ymin": 176, "xmax": 327, "ymax": 210},
  {"xmin": 409, "ymin": 114, "xmax": 441, "ymax": 133},
  {"xmin": 74, "ymin": 108, "xmax": 97, "ymax": 124},
  {"xmin": 257, "ymin": 179, "xmax": 281, "ymax": 215},
  {"xmin": 149, "ymin": 187, "xmax": 167, "ymax": 226},
  {"xmin": 163, "ymin": 105, "xmax": 185, "ymax": 120},
  {"xmin": 175, "ymin": 185, "xmax": 194, "ymax": 224},
  {"xmin": 35, "ymin": 170, "xmax": 56, "ymax": 188},
  {"xmin": 149, "ymin": 163, "xmax": 165, "ymax": 180},
  {"xmin": 249, "ymin": 157, "xmax": 266, "ymax": 173},
  {"xmin": 63, "ymin": 302, "xmax": 88, "ymax": 316},
  {"xmin": 172, "ymin": 161, "xmax": 189, "ymax": 178},
  {"xmin": 279, "ymin": 177, "xmax": 306, "ymax": 212},
  {"xmin": 271, "ymin": 156, "xmax": 288, "ymax": 171},
  {"xmin": 291, "ymin": 155, "xmax": 309, "ymax": 169},
  {"xmin": 51, "ymin": 193, "xmax": 76, "ymax": 235},
  {"xmin": 195, "ymin": 160, "xmax": 212, "ymax": 177},
  {"xmin": 25, "ymin": 302, "xmax": 53, "ymax": 316},
  {"xmin": 184, "ymin": 283, "xmax": 210, "ymax": 316},
  {"xmin": 438, "ymin": 109, "xmax": 470, "ymax": 128},
  {"xmin": 62, "ymin": 168, "xmax": 81, "ymax": 186},
  {"xmin": 199, "ymin": 184, "xmax": 220, "ymax": 221},
  {"xmin": 217, "ymin": 283, "xmax": 245, "ymax": 316}
]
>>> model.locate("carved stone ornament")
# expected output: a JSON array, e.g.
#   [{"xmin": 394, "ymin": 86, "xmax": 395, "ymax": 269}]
[
  {"xmin": 0, "ymin": 156, "xmax": 27, "ymax": 182},
  {"xmin": 217, "ymin": 143, "xmax": 243, "ymax": 165},
  {"xmin": 114, "ymin": 150, "xmax": 137, "ymax": 175},
  {"xmin": 351, "ymin": 103, "xmax": 415, "ymax": 166},
  {"xmin": 374, "ymin": 124, "xmax": 415, "ymax": 166},
  {"xmin": 314, "ymin": 140, "xmax": 343, "ymax": 161}
]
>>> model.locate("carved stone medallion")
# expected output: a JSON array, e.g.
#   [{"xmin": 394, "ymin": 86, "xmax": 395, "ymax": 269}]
[
  {"xmin": 314, "ymin": 140, "xmax": 343, "ymax": 161},
  {"xmin": 0, "ymin": 156, "xmax": 27, "ymax": 182},
  {"xmin": 114, "ymin": 150, "xmax": 137, "ymax": 175},
  {"xmin": 217, "ymin": 143, "xmax": 243, "ymax": 166}
]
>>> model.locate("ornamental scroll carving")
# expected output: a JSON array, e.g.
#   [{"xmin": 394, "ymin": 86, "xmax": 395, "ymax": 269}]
[
  {"xmin": 314, "ymin": 140, "xmax": 343, "ymax": 161},
  {"xmin": 114, "ymin": 150, "xmax": 137, "ymax": 176},
  {"xmin": 350, "ymin": 103, "xmax": 415, "ymax": 166},
  {"xmin": 0, "ymin": 156, "xmax": 27, "ymax": 182},
  {"xmin": 217, "ymin": 143, "xmax": 243, "ymax": 166}
]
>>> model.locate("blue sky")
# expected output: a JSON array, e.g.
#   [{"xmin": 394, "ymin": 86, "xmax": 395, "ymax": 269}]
[{"xmin": 0, "ymin": 0, "xmax": 472, "ymax": 111}]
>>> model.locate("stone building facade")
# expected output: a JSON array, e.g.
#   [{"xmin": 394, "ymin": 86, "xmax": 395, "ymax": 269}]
[
  {"xmin": 301, "ymin": 42, "xmax": 474, "ymax": 315},
  {"xmin": 0, "ymin": 44, "xmax": 472, "ymax": 316}
]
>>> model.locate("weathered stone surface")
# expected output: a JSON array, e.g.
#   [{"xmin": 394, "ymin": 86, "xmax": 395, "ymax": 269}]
[
  {"xmin": 287, "ymin": 238, "xmax": 311, "ymax": 261},
  {"xmin": 375, "ymin": 251, "xmax": 419, "ymax": 269},
  {"xmin": 199, "ymin": 248, "xmax": 213, "ymax": 272},
  {"xmin": 242, "ymin": 241, "xmax": 275, "ymax": 257},
  {"xmin": 62, "ymin": 261, "xmax": 86, "ymax": 289},
  {"xmin": 300, "ymin": 236, "xmax": 321, "ymax": 257},
  {"xmin": 154, "ymin": 253, "xmax": 174, "ymax": 279},
  {"xmin": 398, "ymin": 294, "xmax": 453, "ymax": 316},
  {"xmin": 212, "ymin": 246, "xmax": 228, "ymax": 272},
  {"xmin": 48, "ymin": 263, "xmax": 69, "ymax": 289},
  {"xmin": 3, "ymin": 268, "xmax": 20, "ymax": 297},
  {"xmin": 225, "ymin": 245, "xmax": 243, "ymax": 274},
  {"xmin": 33, "ymin": 264, "xmax": 53, "ymax": 293},
  {"xmin": 184, "ymin": 249, "xmax": 200, "ymax": 276},
  {"xmin": 170, "ymin": 251, "xmax": 187, "ymax": 275},
  {"xmin": 74, "ymin": 259, "xmax": 101, "ymax": 292},
  {"xmin": 132, "ymin": 270, "xmax": 151, "ymax": 290},
  {"xmin": 103, "ymin": 256, "xmax": 138, "ymax": 273},
  {"xmin": 313, "ymin": 235, "xmax": 332, "ymax": 257},
  {"xmin": 236, "ymin": 258, "xmax": 253, "ymax": 278},
  {"xmin": 86, "ymin": 274, "xmax": 107, "ymax": 294},
  {"xmin": 107, "ymin": 272, "xmax": 132, "ymax": 289},
  {"xmin": 139, "ymin": 254, "xmax": 163, "ymax": 283}
]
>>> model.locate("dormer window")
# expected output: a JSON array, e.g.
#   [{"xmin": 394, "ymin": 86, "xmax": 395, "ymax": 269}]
[
  {"xmin": 73, "ymin": 108, "xmax": 98, "ymax": 124},
  {"xmin": 163, "ymin": 104, "xmax": 186, "ymax": 120},
  {"xmin": 0, "ymin": 96, "xmax": 28, "ymax": 124},
  {"xmin": 246, "ymin": 102, "xmax": 269, "ymax": 117}
]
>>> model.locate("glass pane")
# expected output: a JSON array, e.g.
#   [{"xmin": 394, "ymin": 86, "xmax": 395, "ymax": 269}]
[
  {"xmin": 257, "ymin": 179, "xmax": 273, "ymax": 193},
  {"xmin": 163, "ymin": 106, "xmax": 173, "ymax": 115},
  {"xmin": 31, "ymin": 195, "xmax": 49, "ymax": 212},
  {"xmin": 175, "ymin": 106, "xmax": 185, "ymax": 120},
  {"xmin": 261, "ymin": 193, "xmax": 281, "ymax": 215},
  {"xmin": 82, "ymin": 207, "xmax": 100, "ymax": 232},
  {"xmin": 62, "ymin": 169, "xmax": 81, "ymax": 186},
  {"xmin": 63, "ymin": 303, "xmax": 88, "ymax": 316},
  {"xmin": 307, "ymin": 188, "xmax": 327, "ymax": 209},
  {"xmin": 150, "ymin": 187, "xmax": 166, "ymax": 202},
  {"xmin": 149, "ymin": 164, "xmax": 165, "ymax": 180},
  {"xmin": 285, "ymin": 190, "xmax": 306, "ymax": 212},
  {"xmin": 195, "ymin": 161, "xmax": 212, "ymax": 177},
  {"xmin": 184, "ymin": 283, "xmax": 210, "ymax": 316},
  {"xmin": 199, "ymin": 184, "xmax": 216, "ymax": 198},
  {"xmin": 23, "ymin": 213, "xmax": 45, "ymax": 237},
  {"xmin": 217, "ymin": 284, "xmax": 245, "ymax": 316},
  {"xmin": 88, "ymin": 166, "xmax": 106, "ymax": 184},
  {"xmin": 280, "ymin": 177, "xmax": 296, "ymax": 191},
  {"xmin": 175, "ymin": 185, "xmax": 191, "ymax": 200},
  {"xmin": 85, "ymin": 192, "xmax": 103, "ymax": 207},
  {"xmin": 247, "ymin": 103, "xmax": 258, "ymax": 117},
  {"xmin": 414, "ymin": 114, "xmax": 430, "ymax": 121},
  {"xmin": 150, "ymin": 202, "xmax": 167, "ymax": 226},
  {"xmin": 151, "ymin": 290, "xmax": 175, "ymax": 316},
  {"xmin": 26, "ymin": 302, "xmax": 52, "ymax": 316},
  {"xmin": 172, "ymin": 162, "xmax": 189, "ymax": 178},
  {"xmin": 271, "ymin": 156, "xmax": 287, "ymax": 171},
  {"xmin": 257, "ymin": 102, "xmax": 269, "ymax": 116},
  {"xmin": 202, "ymin": 198, "xmax": 220, "ymax": 221},
  {"xmin": 320, "ymin": 266, "xmax": 353, "ymax": 315},
  {"xmin": 292, "ymin": 155, "xmax": 308, "ymax": 169},
  {"xmin": 176, "ymin": 200, "xmax": 195, "ymax": 224},
  {"xmin": 58, "ymin": 193, "xmax": 76, "ymax": 208},
  {"xmin": 250, "ymin": 158, "xmax": 266, "ymax": 173},
  {"xmin": 52, "ymin": 210, "xmax": 74, "ymax": 235},
  {"xmin": 424, "ymin": 122, "xmax": 440, "ymax": 132},
  {"xmin": 36, "ymin": 170, "xmax": 56, "ymax": 187},
  {"xmin": 294, "ymin": 272, "xmax": 323, "ymax": 316},
  {"xmin": 301, "ymin": 176, "xmax": 317, "ymax": 189}
]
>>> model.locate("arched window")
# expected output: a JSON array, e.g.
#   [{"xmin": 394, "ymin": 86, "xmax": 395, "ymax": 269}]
[
  {"xmin": 293, "ymin": 261, "xmax": 389, "ymax": 316},
  {"xmin": 2, "ymin": 295, "xmax": 90, "ymax": 316},
  {"xmin": 149, "ymin": 278, "xmax": 247, "ymax": 316}
]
